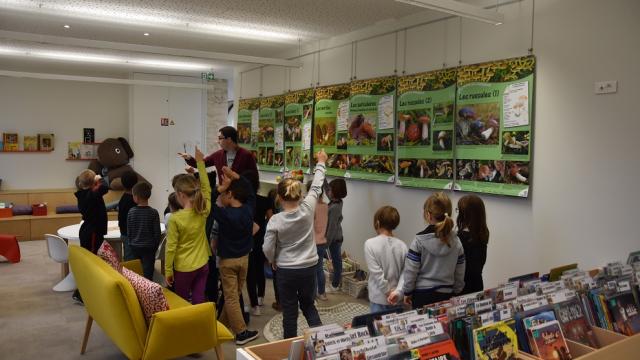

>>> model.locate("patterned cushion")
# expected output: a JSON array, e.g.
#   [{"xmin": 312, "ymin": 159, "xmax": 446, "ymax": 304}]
[
  {"xmin": 122, "ymin": 267, "xmax": 169, "ymax": 323},
  {"xmin": 97, "ymin": 241, "xmax": 120, "ymax": 271}
]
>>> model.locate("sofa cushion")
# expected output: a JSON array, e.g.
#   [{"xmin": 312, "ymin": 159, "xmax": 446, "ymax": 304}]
[
  {"xmin": 97, "ymin": 241, "xmax": 121, "ymax": 271},
  {"xmin": 122, "ymin": 268, "xmax": 169, "ymax": 323},
  {"xmin": 55, "ymin": 204, "xmax": 80, "ymax": 214},
  {"xmin": 12, "ymin": 205, "xmax": 32, "ymax": 216}
]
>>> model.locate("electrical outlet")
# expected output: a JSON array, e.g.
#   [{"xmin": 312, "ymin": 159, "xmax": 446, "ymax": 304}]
[{"xmin": 594, "ymin": 80, "xmax": 618, "ymax": 94}]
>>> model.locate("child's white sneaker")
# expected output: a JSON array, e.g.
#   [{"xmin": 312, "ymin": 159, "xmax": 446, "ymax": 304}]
[
  {"xmin": 258, "ymin": 297, "xmax": 264, "ymax": 306},
  {"xmin": 317, "ymin": 293, "xmax": 328, "ymax": 301},
  {"xmin": 327, "ymin": 285, "xmax": 341, "ymax": 293},
  {"xmin": 251, "ymin": 306, "xmax": 261, "ymax": 316}
]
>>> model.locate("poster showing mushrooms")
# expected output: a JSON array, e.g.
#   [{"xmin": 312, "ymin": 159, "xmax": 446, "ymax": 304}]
[
  {"xmin": 237, "ymin": 98, "xmax": 260, "ymax": 154},
  {"xmin": 346, "ymin": 76, "xmax": 396, "ymax": 182},
  {"xmin": 258, "ymin": 95, "xmax": 285, "ymax": 172},
  {"xmin": 313, "ymin": 84, "xmax": 351, "ymax": 177},
  {"xmin": 454, "ymin": 55, "xmax": 535, "ymax": 197},
  {"xmin": 396, "ymin": 68, "xmax": 456, "ymax": 189},
  {"xmin": 284, "ymin": 88, "xmax": 314, "ymax": 174}
]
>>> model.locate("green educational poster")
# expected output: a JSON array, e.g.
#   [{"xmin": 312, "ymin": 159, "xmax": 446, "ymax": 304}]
[
  {"xmin": 396, "ymin": 68, "xmax": 457, "ymax": 189},
  {"xmin": 284, "ymin": 89, "xmax": 314, "ymax": 174},
  {"xmin": 237, "ymin": 98, "xmax": 260, "ymax": 160},
  {"xmin": 346, "ymin": 76, "xmax": 396, "ymax": 182},
  {"xmin": 454, "ymin": 55, "xmax": 535, "ymax": 197},
  {"xmin": 313, "ymin": 84, "xmax": 351, "ymax": 177},
  {"xmin": 258, "ymin": 95, "xmax": 285, "ymax": 172}
]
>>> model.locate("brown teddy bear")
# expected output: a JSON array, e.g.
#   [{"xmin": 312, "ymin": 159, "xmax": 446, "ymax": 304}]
[{"xmin": 88, "ymin": 137, "xmax": 147, "ymax": 190}]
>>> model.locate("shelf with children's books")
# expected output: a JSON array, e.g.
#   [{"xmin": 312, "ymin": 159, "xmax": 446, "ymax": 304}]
[
  {"xmin": 0, "ymin": 150, "xmax": 54, "ymax": 153},
  {"xmin": 66, "ymin": 141, "xmax": 101, "ymax": 160}
]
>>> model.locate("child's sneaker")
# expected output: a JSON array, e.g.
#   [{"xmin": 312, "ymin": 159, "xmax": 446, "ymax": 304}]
[
  {"xmin": 327, "ymin": 284, "xmax": 341, "ymax": 293},
  {"xmin": 236, "ymin": 330, "xmax": 259, "ymax": 345},
  {"xmin": 251, "ymin": 306, "xmax": 261, "ymax": 316},
  {"xmin": 258, "ymin": 297, "xmax": 264, "ymax": 306},
  {"xmin": 317, "ymin": 293, "xmax": 328, "ymax": 301}
]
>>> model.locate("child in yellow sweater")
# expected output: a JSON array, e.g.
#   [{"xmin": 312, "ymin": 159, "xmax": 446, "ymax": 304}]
[{"xmin": 165, "ymin": 146, "xmax": 212, "ymax": 304}]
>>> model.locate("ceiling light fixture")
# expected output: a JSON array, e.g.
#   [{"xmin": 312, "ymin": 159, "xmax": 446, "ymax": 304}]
[
  {"xmin": 143, "ymin": 32, "xmax": 149, "ymax": 36},
  {"xmin": 0, "ymin": 45, "xmax": 212, "ymax": 71},
  {"xmin": 395, "ymin": 0, "xmax": 504, "ymax": 25},
  {"xmin": 63, "ymin": 24, "xmax": 71, "ymax": 29}
]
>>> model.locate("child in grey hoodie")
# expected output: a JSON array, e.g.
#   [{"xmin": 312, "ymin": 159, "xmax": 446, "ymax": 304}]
[
  {"xmin": 388, "ymin": 192, "xmax": 465, "ymax": 309},
  {"xmin": 263, "ymin": 150, "xmax": 328, "ymax": 339}
]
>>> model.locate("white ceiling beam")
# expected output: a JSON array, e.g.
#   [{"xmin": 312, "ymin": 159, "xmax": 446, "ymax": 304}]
[
  {"xmin": 395, "ymin": 0, "xmax": 504, "ymax": 25},
  {"xmin": 0, "ymin": 30, "xmax": 302, "ymax": 68},
  {"xmin": 0, "ymin": 69, "xmax": 216, "ymax": 89}
]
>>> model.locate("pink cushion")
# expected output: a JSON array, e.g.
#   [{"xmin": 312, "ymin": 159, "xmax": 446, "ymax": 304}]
[
  {"xmin": 122, "ymin": 267, "xmax": 169, "ymax": 323},
  {"xmin": 97, "ymin": 241, "xmax": 120, "ymax": 271}
]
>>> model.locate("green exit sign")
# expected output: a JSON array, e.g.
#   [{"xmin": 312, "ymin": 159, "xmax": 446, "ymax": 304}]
[{"xmin": 201, "ymin": 72, "xmax": 215, "ymax": 80}]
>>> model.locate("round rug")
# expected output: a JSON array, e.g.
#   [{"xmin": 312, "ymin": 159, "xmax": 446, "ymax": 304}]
[{"xmin": 263, "ymin": 302, "xmax": 370, "ymax": 341}]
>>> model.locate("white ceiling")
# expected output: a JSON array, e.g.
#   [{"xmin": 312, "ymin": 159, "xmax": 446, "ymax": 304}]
[{"xmin": 0, "ymin": 0, "xmax": 429, "ymax": 78}]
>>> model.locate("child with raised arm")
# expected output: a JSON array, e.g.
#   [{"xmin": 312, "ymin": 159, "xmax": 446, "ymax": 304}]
[
  {"xmin": 164, "ymin": 146, "xmax": 211, "ymax": 304},
  {"xmin": 263, "ymin": 150, "xmax": 328, "ymax": 339},
  {"xmin": 364, "ymin": 206, "xmax": 407, "ymax": 312},
  {"xmin": 388, "ymin": 192, "xmax": 465, "ymax": 309}
]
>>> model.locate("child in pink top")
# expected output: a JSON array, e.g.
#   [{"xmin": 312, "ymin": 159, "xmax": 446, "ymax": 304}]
[{"xmin": 307, "ymin": 180, "xmax": 329, "ymax": 300}]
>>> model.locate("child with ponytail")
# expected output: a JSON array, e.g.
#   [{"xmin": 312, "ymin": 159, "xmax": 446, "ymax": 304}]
[
  {"xmin": 165, "ymin": 146, "xmax": 211, "ymax": 304},
  {"xmin": 263, "ymin": 149, "xmax": 328, "ymax": 339},
  {"xmin": 388, "ymin": 192, "xmax": 465, "ymax": 309}
]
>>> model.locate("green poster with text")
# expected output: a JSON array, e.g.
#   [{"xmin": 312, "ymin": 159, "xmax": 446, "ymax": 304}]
[
  {"xmin": 237, "ymin": 98, "xmax": 260, "ymax": 157},
  {"xmin": 454, "ymin": 56, "xmax": 535, "ymax": 197},
  {"xmin": 313, "ymin": 84, "xmax": 351, "ymax": 177},
  {"xmin": 346, "ymin": 76, "xmax": 396, "ymax": 182},
  {"xmin": 396, "ymin": 68, "xmax": 457, "ymax": 189},
  {"xmin": 258, "ymin": 95, "xmax": 285, "ymax": 172},
  {"xmin": 284, "ymin": 89, "xmax": 314, "ymax": 174}
]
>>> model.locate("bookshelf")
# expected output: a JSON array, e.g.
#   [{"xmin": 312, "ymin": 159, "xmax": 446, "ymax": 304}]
[{"xmin": 0, "ymin": 150, "xmax": 54, "ymax": 153}]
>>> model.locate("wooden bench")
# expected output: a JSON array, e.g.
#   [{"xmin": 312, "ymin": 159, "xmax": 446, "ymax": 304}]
[{"xmin": 0, "ymin": 188, "xmax": 121, "ymax": 241}]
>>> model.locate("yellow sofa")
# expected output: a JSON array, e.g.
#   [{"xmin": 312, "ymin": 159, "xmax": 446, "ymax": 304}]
[{"xmin": 69, "ymin": 245, "xmax": 234, "ymax": 360}]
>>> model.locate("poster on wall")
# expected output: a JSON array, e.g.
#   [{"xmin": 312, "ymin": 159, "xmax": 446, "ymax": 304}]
[
  {"xmin": 346, "ymin": 76, "xmax": 396, "ymax": 182},
  {"xmin": 454, "ymin": 55, "xmax": 535, "ymax": 197},
  {"xmin": 258, "ymin": 95, "xmax": 285, "ymax": 172},
  {"xmin": 237, "ymin": 98, "xmax": 260, "ymax": 160},
  {"xmin": 313, "ymin": 84, "xmax": 351, "ymax": 177},
  {"xmin": 284, "ymin": 89, "xmax": 314, "ymax": 174},
  {"xmin": 396, "ymin": 68, "xmax": 457, "ymax": 189}
]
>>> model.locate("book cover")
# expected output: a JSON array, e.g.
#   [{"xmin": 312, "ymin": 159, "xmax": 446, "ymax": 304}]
[
  {"xmin": 83, "ymin": 128, "xmax": 95, "ymax": 143},
  {"xmin": 68, "ymin": 142, "xmax": 82, "ymax": 159},
  {"xmin": 79, "ymin": 143, "xmax": 96, "ymax": 159},
  {"xmin": 606, "ymin": 291, "xmax": 640, "ymax": 336},
  {"xmin": 38, "ymin": 133, "xmax": 54, "ymax": 151},
  {"xmin": 23, "ymin": 136, "xmax": 37, "ymax": 151},
  {"xmin": 3, "ymin": 133, "xmax": 18, "ymax": 151},
  {"xmin": 553, "ymin": 298, "xmax": 598, "ymax": 347},
  {"xmin": 523, "ymin": 310, "xmax": 556, "ymax": 353},
  {"xmin": 414, "ymin": 339, "xmax": 460, "ymax": 360},
  {"xmin": 473, "ymin": 321, "xmax": 518, "ymax": 360},
  {"xmin": 529, "ymin": 320, "xmax": 572, "ymax": 360}
]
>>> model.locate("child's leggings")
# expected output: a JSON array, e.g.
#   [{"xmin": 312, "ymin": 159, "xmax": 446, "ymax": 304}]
[{"xmin": 174, "ymin": 264, "xmax": 209, "ymax": 304}]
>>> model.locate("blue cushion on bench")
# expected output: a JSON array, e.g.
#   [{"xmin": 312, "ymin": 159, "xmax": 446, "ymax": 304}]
[
  {"xmin": 12, "ymin": 205, "xmax": 32, "ymax": 216},
  {"xmin": 56, "ymin": 205, "xmax": 80, "ymax": 214}
]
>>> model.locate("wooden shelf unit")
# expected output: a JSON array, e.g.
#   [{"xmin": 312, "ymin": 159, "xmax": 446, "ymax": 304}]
[{"xmin": 0, "ymin": 188, "xmax": 120, "ymax": 240}]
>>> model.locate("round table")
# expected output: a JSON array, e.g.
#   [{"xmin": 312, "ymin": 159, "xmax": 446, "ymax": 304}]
[{"xmin": 57, "ymin": 220, "xmax": 165, "ymax": 291}]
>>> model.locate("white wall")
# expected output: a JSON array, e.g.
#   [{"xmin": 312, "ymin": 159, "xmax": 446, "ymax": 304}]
[
  {"xmin": 240, "ymin": 0, "xmax": 640, "ymax": 287},
  {"xmin": 0, "ymin": 77, "xmax": 128, "ymax": 190}
]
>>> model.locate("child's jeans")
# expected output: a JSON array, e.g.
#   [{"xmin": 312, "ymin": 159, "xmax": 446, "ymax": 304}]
[
  {"xmin": 328, "ymin": 240, "xmax": 343, "ymax": 288},
  {"xmin": 121, "ymin": 235, "xmax": 135, "ymax": 261},
  {"xmin": 315, "ymin": 244, "xmax": 327, "ymax": 296},
  {"xmin": 277, "ymin": 265, "xmax": 322, "ymax": 338},
  {"xmin": 130, "ymin": 245, "xmax": 156, "ymax": 281},
  {"xmin": 370, "ymin": 302, "xmax": 398, "ymax": 313},
  {"xmin": 174, "ymin": 263, "xmax": 209, "ymax": 304}
]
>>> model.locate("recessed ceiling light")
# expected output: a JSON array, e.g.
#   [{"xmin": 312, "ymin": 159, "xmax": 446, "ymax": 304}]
[
  {"xmin": 63, "ymin": 25, "xmax": 71, "ymax": 29},
  {"xmin": 143, "ymin": 32, "xmax": 149, "ymax": 36}
]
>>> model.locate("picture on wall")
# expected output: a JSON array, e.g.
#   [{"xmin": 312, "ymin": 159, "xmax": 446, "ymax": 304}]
[
  {"xmin": 284, "ymin": 88, "xmax": 314, "ymax": 173},
  {"xmin": 454, "ymin": 55, "xmax": 535, "ymax": 197},
  {"xmin": 396, "ymin": 68, "xmax": 457, "ymax": 189},
  {"xmin": 237, "ymin": 98, "xmax": 260, "ymax": 153},
  {"xmin": 312, "ymin": 84, "xmax": 350, "ymax": 177},
  {"xmin": 258, "ymin": 95, "xmax": 285, "ymax": 172},
  {"xmin": 346, "ymin": 76, "xmax": 396, "ymax": 182}
]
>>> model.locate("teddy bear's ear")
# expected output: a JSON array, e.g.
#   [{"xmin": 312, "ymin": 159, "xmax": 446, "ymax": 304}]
[{"xmin": 118, "ymin": 137, "xmax": 134, "ymax": 159}]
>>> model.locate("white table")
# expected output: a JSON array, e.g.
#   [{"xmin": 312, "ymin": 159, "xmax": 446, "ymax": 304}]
[{"xmin": 57, "ymin": 220, "xmax": 165, "ymax": 290}]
